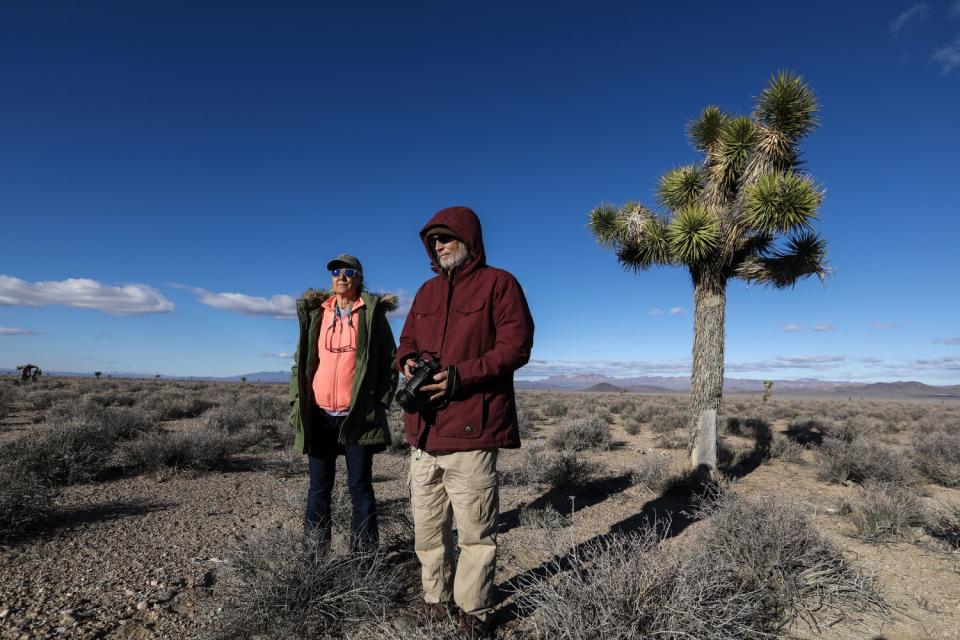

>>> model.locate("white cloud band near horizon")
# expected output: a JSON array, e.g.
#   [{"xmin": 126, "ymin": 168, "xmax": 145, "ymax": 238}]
[
  {"xmin": 0, "ymin": 326, "xmax": 41, "ymax": 336},
  {"xmin": 178, "ymin": 284, "xmax": 412, "ymax": 320},
  {"xmin": 0, "ymin": 275, "xmax": 174, "ymax": 315}
]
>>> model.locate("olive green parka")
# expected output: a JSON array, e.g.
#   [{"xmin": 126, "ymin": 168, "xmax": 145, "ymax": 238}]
[{"xmin": 288, "ymin": 289, "xmax": 399, "ymax": 454}]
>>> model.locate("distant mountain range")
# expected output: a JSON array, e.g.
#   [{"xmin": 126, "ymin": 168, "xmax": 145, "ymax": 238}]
[{"xmin": 4, "ymin": 368, "xmax": 959, "ymax": 398}]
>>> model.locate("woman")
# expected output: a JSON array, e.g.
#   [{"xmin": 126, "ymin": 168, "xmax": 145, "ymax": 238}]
[{"xmin": 288, "ymin": 253, "xmax": 398, "ymax": 551}]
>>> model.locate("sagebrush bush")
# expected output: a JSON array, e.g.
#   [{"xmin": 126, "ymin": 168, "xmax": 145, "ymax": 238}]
[
  {"xmin": 541, "ymin": 397, "xmax": 569, "ymax": 418},
  {"xmin": 912, "ymin": 429, "xmax": 960, "ymax": 487},
  {"xmin": 0, "ymin": 385, "xmax": 13, "ymax": 420},
  {"xmin": 117, "ymin": 430, "xmax": 238, "ymax": 472},
  {"xmin": 149, "ymin": 390, "xmax": 218, "ymax": 420},
  {"xmin": 770, "ymin": 436, "xmax": 805, "ymax": 463},
  {"xmin": 623, "ymin": 416, "xmax": 643, "ymax": 435},
  {"xmin": 849, "ymin": 481, "xmax": 925, "ymax": 542},
  {"xmin": 0, "ymin": 466, "xmax": 54, "ymax": 540},
  {"xmin": 519, "ymin": 504, "xmax": 570, "ymax": 530},
  {"xmin": 210, "ymin": 528, "xmax": 405, "ymax": 640},
  {"xmin": 923, "ymin": 501, "xmax": 960, "ymax": 549},
  {"xmin": 503, "ymin": 446, "xmax": 593, "ymax": 489},
  {"xmin": 238, "ymin": 393, "xmax": 287, "ymax": 422},
  {"xmin": 631, "ymin": 453, "xmax": 674, "ymax": 492},
  {"xmin": 202, "ymin": 406, "xmax": 250, "ymax": 433},
  {"xmin": 5, "ymin": 419, "xmax": 118, "ymax": 485},
  {"xmin": 517, "ymin": 491, "xmax": 887, "ymax": 639},
  {"xmin": 548, "ymin": 417, "xmax": 611, "ymax": 451},
  {"xmin": 654, "ymin": 431, "xmax": 687, "ymax": 449},
  {"xmin": 816, "ymin": 436, "xmax": 914, "ymax": 485}
]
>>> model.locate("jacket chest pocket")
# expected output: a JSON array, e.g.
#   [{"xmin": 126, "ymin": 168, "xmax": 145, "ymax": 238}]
[{"xmin": 411, "ymin": 301, "xmax": 441, "ymax": 350}]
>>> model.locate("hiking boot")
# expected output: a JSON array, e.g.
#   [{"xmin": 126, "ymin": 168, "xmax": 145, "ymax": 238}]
[
  {"xmin": 458, "ymin": 611, "xmax": 493, "ymax": 639},
  {"xmin": 411, "ymin": 600, "xmax": 453, "ymax": 621}
]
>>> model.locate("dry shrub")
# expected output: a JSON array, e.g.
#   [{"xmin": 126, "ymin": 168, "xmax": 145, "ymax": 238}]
[
  {"xmin": 816, "ymin": 436, "xmax": 914, "ymax": 485},
  {"xmin": 654, "ymin": 430, "xmax": 687, "ymax": 449},
  {"xmin": 0, "ymin": 466, "xmax": 54, "ymax": 540},
  {"xmin": 541, "ymin": 396, "xmax": 569, "ymax": 418},
  {"xmin": 117, "ymin": 430, "xmax": 238, "ymax": 472},
  {"xmin": 517, "ymin": 491, "xmax": 888, "ymax": 639},
  {"xmin": 149, "ymin": 389, "xmax": 217, "ymax": 420},
  {"xmin": 238, "ymin": 393, "xmax": 287, "ymax": 422},
  {"xmin": 503, "ymin": 446, "xmax": 593, "ymax": 489},
  {"xmin": 548, "ymin": 416, "xmax": 611, "ymax": 451},
  {"xmin": 0, "ymin": 385, "xmax": 13, "ymax": 420},
  {"xmin": 209, "ymin": 528, "xmax": 406, "ymax": 640},
  {"xmin": 922, "ymin": 501, "xmax": 960, "ymax": 549},
  {"xmin": 520, "ymin": 503, "xmax": 570, "ymax": 530},
  {"xmin": 5, "ymin": 419, "xmax": 121, "ymax": 486},
  {"xmin": 202, "ymin": 405, "xmax": 250, "ymax": 433},
  {"xmin": 623, "ymin": 416, "xmax": 643, "ymax": 435},
  {"xmin": 631, "ymin": 452, "xmax": 674, "ymax": 492},
  {"xmin": 770, "ymin": 436, "xmax": 805, "ymax": 463},
  {"xmin": 912, "ymin": 430, "xmax": 960, "ymax": 487},
  {"xmin": 849, "ymin": 481, "xmax": 925, "ymax": 542}
]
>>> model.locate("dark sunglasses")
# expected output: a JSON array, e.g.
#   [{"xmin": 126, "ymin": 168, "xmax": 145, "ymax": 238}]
[
  {"xmin": 331, "ymin": 268, "xmax": 358, "ymax": 278},
  {"xmin": 428, "ymin": 234, "xmax": 458, "ymax": 245}
]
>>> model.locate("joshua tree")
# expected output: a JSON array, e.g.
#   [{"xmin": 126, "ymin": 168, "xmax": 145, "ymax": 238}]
[
  {"xmin": 589, "ymin": 72, "xmax": 828, "ymax": 473},
  {"xmin": 762, "ymin": 380, "xmax": 774, "ymax": 403},
  {"xmin": 94, "ymin": 371, "xmax": 102, "ymax": 380},
  {"xmin": 17, "ymin": 364, "xmax": 41, "ymax": 383},
  {"xmin": 240, "ymin": 376, "xmax": 247, "ymax": 384}
]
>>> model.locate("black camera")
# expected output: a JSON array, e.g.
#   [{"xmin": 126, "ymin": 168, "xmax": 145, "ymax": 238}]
[{"xmin": 396, "ymin": 353, "xmax": 442, "ymax": 413}]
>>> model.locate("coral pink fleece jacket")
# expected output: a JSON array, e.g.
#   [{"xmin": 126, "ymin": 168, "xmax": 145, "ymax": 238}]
[
  {"xmin": 313, "ymin": 296, "xmax": 364, "ymax": 413},
  {"xmin": 398, "ymin": 206, "xmax": 534, "ymax": 451}
]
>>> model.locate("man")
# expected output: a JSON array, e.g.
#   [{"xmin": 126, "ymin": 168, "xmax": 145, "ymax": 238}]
[
  {"xmin": 398, "ymin": 206, "xmax": 534, "ymax": 636},
  {"xmin": 289, "ymin": 254, "xmax": 398, "ymax": 552}
]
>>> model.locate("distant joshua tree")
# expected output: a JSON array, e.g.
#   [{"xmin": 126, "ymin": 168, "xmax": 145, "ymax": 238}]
[
  {"xmin": 155, "ymin": 374, "xmax": 161, "ymax": 380},
  {"xmin": 589, "ymin": 72, "xmax": 828, "ymax": 474},
  {"xmin": 94, "ymin": 371, "xmax": 102, "ymax": 380},
  {"xmin": 240, "ymin": 377, "xmax": 247, "ymax": 384},
  {"xmin": 16, "ymin": 364, "xmax": 42, "ymax": 383},
  {"xmin": 763, "ymin": 380, "xmax": 774, "ymax": 403}
]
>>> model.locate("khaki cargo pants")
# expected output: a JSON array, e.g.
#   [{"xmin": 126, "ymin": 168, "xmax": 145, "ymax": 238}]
[{"xmin": 408, "ymin": 448, "xmax": 498, "ymax": 616}]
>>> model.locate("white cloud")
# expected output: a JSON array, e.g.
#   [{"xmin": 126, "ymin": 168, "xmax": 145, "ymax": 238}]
[
  {"xmin": 813, "ymin": 323, "xmax": 835, "ymax": 332},
  {"xmin": 177, "ymin": 285, "xmax": 296, "ymax": 319},
  {"xmin": 0, "ymin": 275, "xmax": 174, "ymax": 315},
  {"xmin": 934, "ymin": 337, "xmax": 960, "ymax": 345},
  {"xmin": 669, "ymin": 306, "xmax": 685, "ymax": 315},
  {"xmin": 783, "ymin": 323, "xmax": 805, "ymax": 332},
  {"xmin": 870, "ymin": 322, "xmax": 899, "ymax": 330},
  {"xmin": 0, "ymin": 326, "xmax": 40, "ymax": 336},
  {"xmin": 890, "ymin": 3, "xmax": 929, "ymax": 32},
  {"xmin": 649, "ymin": 308, "xmax": 664, "ymax": 316},
  {"xmin": 932, "ymin": 38, "xmax": 960, "ymax": 74},
  {"xmin": 522, "ymin": 358, "xmax": 692, "ymax": 378},
  {"xmin": 385, "ymin": 289, "xmax": 413, "ymax": 319},
  {"xmin": 262, "ymin": 352, "xmax": 294, "ymax": 359}
]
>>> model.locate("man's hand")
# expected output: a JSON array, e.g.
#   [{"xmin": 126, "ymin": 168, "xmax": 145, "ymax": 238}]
[
  {"xmin": 420, "ymin": 369, "xmax": 448, "ymax": 403},
  {"xmin": 402, "ymin": 358, "xmax": 417, "ymax": 380}
]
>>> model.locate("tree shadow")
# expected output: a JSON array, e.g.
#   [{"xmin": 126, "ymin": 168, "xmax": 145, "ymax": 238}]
[
  {"xmin": 784, "ymin": 419, "xmax": 826, "ymax": 447},
  {"xmin": 499, "ymin": 473, "xmax": 634, "ymax": 535},
  {"xmin": 492, "ymin": 473, "xmax": 716, "ymax": 630},
  {"xmin": 720, "ymin": 418, "xmax": 772, "ymax": 480},
  {"xmin": 6, "ymin": 500, "xmax": 174, "ymax": 545}
]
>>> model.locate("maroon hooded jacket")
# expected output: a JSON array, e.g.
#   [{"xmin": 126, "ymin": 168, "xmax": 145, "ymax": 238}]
[{"xmin": 398, "ymin": 206, "xmax": 534, "ymax": 451}]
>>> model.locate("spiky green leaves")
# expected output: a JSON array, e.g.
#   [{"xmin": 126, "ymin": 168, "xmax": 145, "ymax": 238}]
[
  {"xmin": 589, "ymin": 202, "xmax": 674, "ymax": 271},
  {"xmin": 710, "ymin": 116, "xmax": 756, "ymax": 195},
  {"xmin": 668, "ymin": 205, "xmax": 720, "ymax": 262},
  {"xmin": 755, "ymin": 71, "xmax": 818, "ymax": 142},
  {"xmin": 734, "ymin": 230, "xmax": 829, "ymax": 288},
  {"xmin": 689, "ymin": 106, "xmax": 726, "ymax": 152},
  {"xmin": 618, "ymin": 216, "xmax": 672, "ymax": 270},
  {"xmin": 658, "ymin": 165, "xmax": 706, "ymax": 212},
  {"xmin": 588, "ymin": 203, "xmax": 622, "ymax": 248},
  {"xmin": 743, "ymin": 171, "xmax": 822, "ymax": 233}
]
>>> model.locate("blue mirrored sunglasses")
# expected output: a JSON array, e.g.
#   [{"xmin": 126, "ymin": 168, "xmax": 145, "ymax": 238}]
[{"xmin": 331, "ymin": 268, "xmax": 358, "ymax": 278}]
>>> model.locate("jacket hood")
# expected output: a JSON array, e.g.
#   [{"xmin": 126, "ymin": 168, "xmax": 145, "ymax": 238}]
[
  {"xmin": 299, "ymin": 289, "xmax": 399, "ymax": 313},
  {"xmin": 420, "ymin": 206, "xmax": 486, "ymax": 276}
]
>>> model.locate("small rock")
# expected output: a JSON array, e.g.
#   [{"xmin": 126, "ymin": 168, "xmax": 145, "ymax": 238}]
[
  {"xmin": 136, "ymin": 602, "xmax": 149, "ymax": 611},
  {"xmin": 0, "ymin": 609, "xmax": 9, "ymax": 618}
]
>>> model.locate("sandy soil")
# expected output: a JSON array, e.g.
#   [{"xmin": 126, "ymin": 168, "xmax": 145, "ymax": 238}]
[{"xmin": 1, "ymin": 390, "xmax": 958, "ymax": 639}]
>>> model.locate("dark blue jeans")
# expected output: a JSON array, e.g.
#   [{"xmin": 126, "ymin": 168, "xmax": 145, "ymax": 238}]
[{"xmin": 304, "ymin": 414, "xmax": 379, "ymax": 552}]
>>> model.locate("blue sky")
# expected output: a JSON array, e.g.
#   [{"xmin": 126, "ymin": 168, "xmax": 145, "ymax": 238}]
[{"xmin": 2, "ymin": 0, "xmax": 959, "ymax": 383}]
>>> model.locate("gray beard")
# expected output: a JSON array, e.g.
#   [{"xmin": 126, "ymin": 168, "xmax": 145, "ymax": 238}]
[{"xmin": 438, "ymin": 244, "xmax": 468, "ymax": 271}]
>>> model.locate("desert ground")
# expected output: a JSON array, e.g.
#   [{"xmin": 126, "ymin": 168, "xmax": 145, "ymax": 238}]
[{"xmin": 1, "ymin": 377, "xmax": 958, "ymax": 639}]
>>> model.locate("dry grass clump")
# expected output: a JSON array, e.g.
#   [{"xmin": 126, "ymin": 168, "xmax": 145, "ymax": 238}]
[
  {"xmin": 519, "ymin": 503, "xmax": 570, "ymax": 530},
  {"xmin": 201, "ymin": 405, "xmax": 251, "ymax": 433},
  {"xmin": 548, "ymin": 416, "xmax": 611, "ymax": 451},
  {"xmin": 209, "ymin": 528, "xmax": 407, "ymax": 640},
  {"xmin": 503, "ymin": 445, "xmax": 593, "ymax": 489},
  {"xmin": 922, "ymin": 501, "xmax": 960, "ymax": 549},
  {"xmin": 848, "ymin": 481, "xmax": 925, "ymax": 542},
  {"xmin": 116, "ymin": 430, "xmax": 238, "ymax": 472},
  {"xmin": 654, "ymin": 430, "xmax": 688, "ymax": 449},
  {"xmin": 630, "ymin": 452, "xmax": 674, "ymax": 492},
  {"xmin": 816, "ymin": 436, "xmax": 914, "ymax": 485},
  {"xmin": 912, "ymin": 429, "xmax": 960, "ymax": 487},
  {"xmin": 540, "ymin": 396, "xmax": 569, "ymax": 418},
  {"xmin": 0, "ymin": 466, "xmax": 54, "ymax": 540},
  {"xmin": 516, "ymin": 491, "xmax": 888, "ymax": 639},
  {"xmin": 0, "ymin": 385, "xmax": 14, "ymax": 420},
  {"xmin": 148, "ymin": 389, "xmax": 218, "ymax": 420},
  {"xmin": 770, "ymin": 436, "xmax": 806, "ymax": 463}
]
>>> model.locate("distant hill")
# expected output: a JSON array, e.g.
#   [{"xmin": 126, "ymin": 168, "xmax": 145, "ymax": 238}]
[
  {"xmin": 583, "ymin": 382, "xmax": 628, "ymax": 393},
  {"xmin": 837, "ymin": 381, "xmax": 960, "ymax": 398}
]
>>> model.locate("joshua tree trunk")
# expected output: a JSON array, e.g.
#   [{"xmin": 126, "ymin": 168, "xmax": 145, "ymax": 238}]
[{"xmin": 689, "ymin": 275, "xmax": 726, "ymax": 473}]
